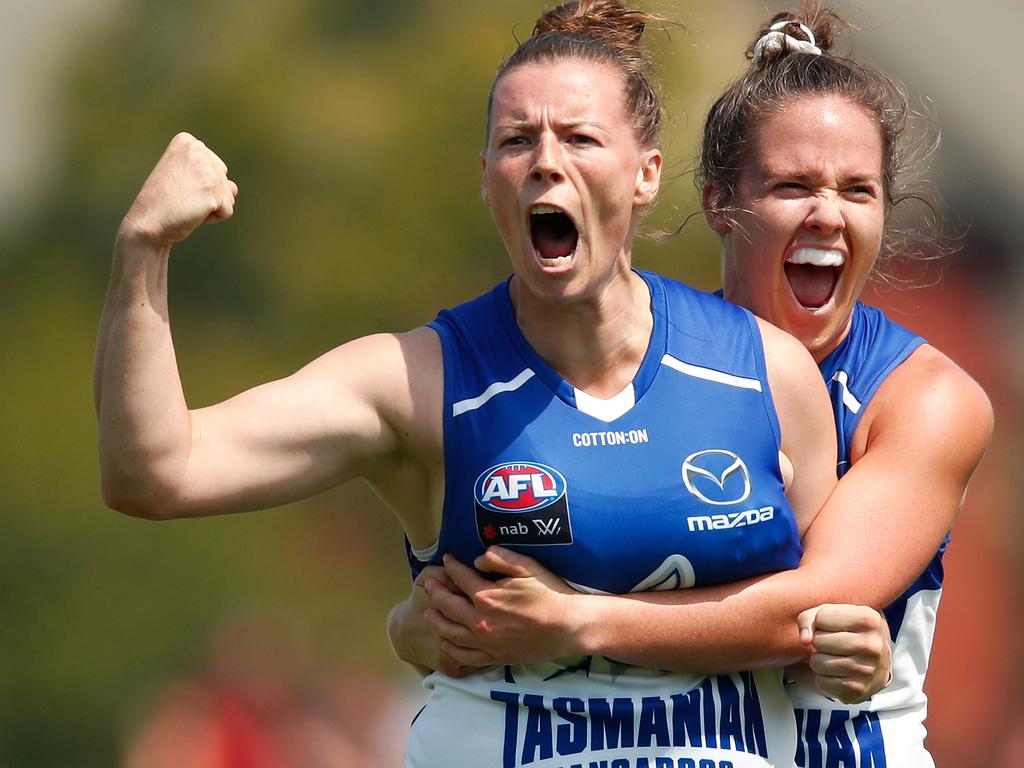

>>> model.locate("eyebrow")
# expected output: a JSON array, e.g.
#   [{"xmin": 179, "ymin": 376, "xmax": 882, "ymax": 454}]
[
  {"xmin": 492, "ymin": 117, "xmax": 612, "ymax": 135},
  {"xmin": 759, "ymin": 165, "xmax": 883, "ymax": 185}
]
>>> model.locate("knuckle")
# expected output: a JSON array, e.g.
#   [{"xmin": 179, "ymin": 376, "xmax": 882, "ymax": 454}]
[
  {"xmin": 859, "ymin": 637, "xmax": 882, "ymax": 657},
  {"xmin": 432, "ymin": 593, "xmax": 451, "ymax": 614}
]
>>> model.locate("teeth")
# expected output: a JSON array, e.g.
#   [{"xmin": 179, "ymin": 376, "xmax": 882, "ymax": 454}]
[
  {"xmin": 538, "ymin": 253, "xmax": 573, "ymax": 266},
  {"xmin": 531, "ymin": 204, "xmax": 563, "ymax": 215},
  {"xmin": 787, "ymin": 248, "xmax": 845, "ymax": 267}
]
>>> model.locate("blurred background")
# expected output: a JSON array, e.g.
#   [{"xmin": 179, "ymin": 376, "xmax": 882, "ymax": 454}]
[{"xmin": 2, "ymin": 0, "xmax": 1020, "ymax": 765}]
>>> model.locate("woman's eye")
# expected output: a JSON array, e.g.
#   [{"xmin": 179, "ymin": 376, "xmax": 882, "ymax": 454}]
[
  {"xmin": 500, "ymin": 136, "xmax": 528, "ymax": 148},
  {"xmin": 846, "ymin": 185, "xmax": 876, "ymax": 199},
  {"xmin": 569, "ymin": 134, "xmax": 596, "ymax": 146},
  {"xmin": 774, "ymin": 182, "xmax": 807, "ymax": 195}
]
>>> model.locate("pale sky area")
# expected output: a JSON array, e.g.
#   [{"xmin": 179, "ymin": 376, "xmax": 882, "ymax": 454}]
[
  {"xmin": 849, "ymin": 0, "xmax": 1024, "ymax": 231},
  {"xmin": 3, "ymin": 0, "xmax": 1022, "ymax": 244},
  {"xmin": 2, "ymin": 0, "xmax": 119, "ymax": 228}
]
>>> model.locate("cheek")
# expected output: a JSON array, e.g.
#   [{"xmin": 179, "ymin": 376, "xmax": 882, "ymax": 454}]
[
  {"xmin": 854, "ymin": 210, "xmax": 885, "ymax": 253},
  {"xmin": 486, "ymin": 160, "xmax": 516, "ymax": 189},
  {"xmin": 742, "ymin": 199, "xmax": 795, "ymax": 240}
]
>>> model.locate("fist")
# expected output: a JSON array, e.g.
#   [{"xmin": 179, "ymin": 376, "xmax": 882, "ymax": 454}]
[
  {"xmin": 796, "ymin": 603, "xmax": 892, "ymax": 704},
  {"xmin": 121, "ymin": 132, "xmax": 238, "ymax": 248}
]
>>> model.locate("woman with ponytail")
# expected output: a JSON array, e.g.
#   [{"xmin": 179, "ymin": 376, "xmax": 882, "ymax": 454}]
[
  {"xmin": 394, "ymin": 3, "xmax": 992, "ymax": 767},
  {"xmin": 393, "ymin": 3, "xmax": 852, "ymax": 765}
]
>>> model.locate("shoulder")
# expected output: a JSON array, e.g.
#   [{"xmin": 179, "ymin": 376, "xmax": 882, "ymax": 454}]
[
  {"xmin": 304, "ymin": 326, "xmax": 441, "ymax": 390},
  {"xmin": 651, "ymin": 272, "xmax": 749, "ymax": 327},
  {"xmin": 755, "ymin": 317, "xmax": 835, "ymax": 446},
  {"xmin": 862, "ymin": 344, "xmax": 993, "ymax": 467},
  {"xmin": 756, "ymin": 317, "xmax": 820, "ymax": 382},
  {"xmin": 756, "ymin": 318, "xmax": 833, "ymax": 442}
]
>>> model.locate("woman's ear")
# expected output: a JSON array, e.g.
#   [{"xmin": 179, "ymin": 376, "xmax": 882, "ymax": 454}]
[
  {"xmin": 634, "ymin": 149, "xmax": 663, "ymax": 207},
  {"xmin": 703, "ymin": 183, "xmax": 731, "ymax": 235}
]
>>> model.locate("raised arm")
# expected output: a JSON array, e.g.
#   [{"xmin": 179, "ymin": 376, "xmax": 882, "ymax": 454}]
[
  {"xmin": 95, "ymin": 134, "xmax": 442, "ymax": 537},
  {"xmin": 95, "ymin": 132, "xmax": 238, "ymax": 515}
]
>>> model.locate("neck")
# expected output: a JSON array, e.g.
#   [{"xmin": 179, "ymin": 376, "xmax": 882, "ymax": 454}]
[
  {"xmin": 510, "ymin": 269, "xmax": 653, "ymax": 398},
  {"xmin": 808, "ymin": 313, "xmax": 857, "ymax": 363}
]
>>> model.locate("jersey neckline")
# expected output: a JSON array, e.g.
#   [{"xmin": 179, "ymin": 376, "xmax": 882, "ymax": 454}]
[{"xmin": 493, "ymin": 270, "xmax": 668, "ymax": 418}]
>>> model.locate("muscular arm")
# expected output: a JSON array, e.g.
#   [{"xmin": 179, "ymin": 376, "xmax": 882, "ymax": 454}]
[
  {"xmin": 417, "ymin": 345, "xmax": 991, "ymax": 676},
  {"xmin": 95, "ymin": 134, "xmax": 441, "ymax": 533}
]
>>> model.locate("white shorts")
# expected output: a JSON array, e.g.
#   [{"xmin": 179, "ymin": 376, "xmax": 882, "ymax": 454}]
[{"xmin": 406, "ymin": 657, "xmax": 797, "ymax": 768}]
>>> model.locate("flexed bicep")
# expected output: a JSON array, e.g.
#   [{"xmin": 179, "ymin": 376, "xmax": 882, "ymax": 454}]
[{"xmin": 174, "ymin": 329, "xmax": 442, "ymax": 517}]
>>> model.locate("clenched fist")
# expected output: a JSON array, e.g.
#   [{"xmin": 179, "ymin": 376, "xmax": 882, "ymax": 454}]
[
  {"xmin": 790, "ymin": 603, "xmax": 893, "ymax": 704},
  {"xmin": 119, "ymin": 132, "xmax": 238, "ymax": 249}
]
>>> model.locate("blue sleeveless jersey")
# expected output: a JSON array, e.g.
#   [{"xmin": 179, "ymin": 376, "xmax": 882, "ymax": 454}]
[
  {"xmin": 790, "ymin": 301, "xmax": 940, "ymax": 768},
  {"xmin": 405, "ymin": 272, "xmax": 803, "ymax": 768},
  {"xmin": 412, "ymin": 270, "xmax": 800, "ymax": 594}
]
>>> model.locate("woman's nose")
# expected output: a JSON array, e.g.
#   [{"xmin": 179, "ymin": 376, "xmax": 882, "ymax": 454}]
[
  {"xmin": 804, "ymin": 192, "xmax": 845, "ymax": 235},
  {"xmin": 530, "ymin": 135, "xmax": 565, "ymax": 184}
]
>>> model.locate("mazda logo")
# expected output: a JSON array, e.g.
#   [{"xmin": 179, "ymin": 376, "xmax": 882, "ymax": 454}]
[{"xmin": 681, "ymin": 450, "xmax": 751, "ymax": 506}]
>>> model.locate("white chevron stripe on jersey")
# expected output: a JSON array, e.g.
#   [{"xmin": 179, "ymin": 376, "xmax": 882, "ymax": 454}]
[
  {"xmin": 452, "ymin": 368, "xmax": 535, "ymax": 416},
  {"xmin": 831, "ymin": 369, "xmax": 862, "ymax": 414},
  {"xmin": 662, "ymin": 354, "xmax": 763, "ymax": 392}
]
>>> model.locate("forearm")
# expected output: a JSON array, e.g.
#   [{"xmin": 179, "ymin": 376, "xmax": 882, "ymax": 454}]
[
  {"xmin": 571, "ymin": 569, "xmax": 817, "ymax": 673},
  {"xmin": 95, "ymin": 229, "xmax": 194, "ymax": 516}
]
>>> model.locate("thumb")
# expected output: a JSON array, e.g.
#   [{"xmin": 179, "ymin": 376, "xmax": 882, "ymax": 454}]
[{"xmin": 796, "ymin": 606, "xmax": 820, "ymax": 646}]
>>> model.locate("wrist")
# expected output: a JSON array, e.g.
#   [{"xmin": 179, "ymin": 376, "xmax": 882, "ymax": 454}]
[
  {"xmin": 116, "ymin": 215, "xmax": 174, "ymax": 257},
  {"xmin": 569, "ymin": 594, "xmax": 608, "ymax": 657}
]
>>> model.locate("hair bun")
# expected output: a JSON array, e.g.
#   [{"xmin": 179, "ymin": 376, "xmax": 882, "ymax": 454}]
[
  {"xmin": 534, "ymin": 0, "xmax": 661, "ymax": 61},
  {"xmin": 751, "ymin": 20, "xmax": 822, "ymax": 65},
  {"xmin": 746, "ymin": 1, "xmax": 852, "ymax": 65}
]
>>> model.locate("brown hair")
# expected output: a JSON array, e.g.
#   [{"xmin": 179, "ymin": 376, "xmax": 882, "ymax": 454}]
[
  {"xmin": 698, "ymin": 1, "xmax": 943, "ymax": 268},
  {"xmin": 486, "ymin": 0, "xmax": 677, "ymax": 149}
]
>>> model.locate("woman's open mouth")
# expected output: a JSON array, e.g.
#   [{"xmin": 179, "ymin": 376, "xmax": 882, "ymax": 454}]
[
  {"xmin": 530, "ymin": 204, "xmax": 578, "ymax": 266},
  {"xmin": 784, "ymin": 248, "xmax": 844, "ymax": 309}
]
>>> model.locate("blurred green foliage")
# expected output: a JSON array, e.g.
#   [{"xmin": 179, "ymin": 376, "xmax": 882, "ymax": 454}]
[{"xmin": 0, "ymin": 0, "xmax": 747, "ymax": 764}]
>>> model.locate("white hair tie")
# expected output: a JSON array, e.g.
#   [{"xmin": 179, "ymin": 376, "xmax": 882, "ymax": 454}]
[{"xmin": 752, "ymin": 20, "xmax": 822, "ymax": 64}]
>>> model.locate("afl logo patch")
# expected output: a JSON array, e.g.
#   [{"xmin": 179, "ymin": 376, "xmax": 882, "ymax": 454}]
[
  {"xmin": 474, "ymin": 463, "xmax": 573, "ymax": 546},
  {"xmin": 681, "ymin": 449, "xmax": 752, "ymax": 506}
]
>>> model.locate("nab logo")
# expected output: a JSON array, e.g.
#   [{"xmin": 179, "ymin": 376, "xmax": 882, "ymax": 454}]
[
  {"xmin": 476, "ymin": 463, "xmax": 566, "ymax": 513},
  {"xmin": 474, "ymin": 462, "xmax": 573, "ymax": 547},
  {"xmin": 681, "ymin": 449, "xmax": 751, "ymax": 506}
]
